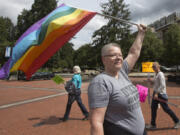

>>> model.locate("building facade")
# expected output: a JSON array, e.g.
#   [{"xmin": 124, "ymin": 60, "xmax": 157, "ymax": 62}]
[{"xmin": 149, "ymin": 12, "xmax": 180, "ymax": 39}]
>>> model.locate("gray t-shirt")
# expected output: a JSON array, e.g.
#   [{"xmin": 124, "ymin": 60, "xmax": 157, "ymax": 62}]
[{"xmin": 88, "ymin": 60, "xmax": 145, "ymax": 135}]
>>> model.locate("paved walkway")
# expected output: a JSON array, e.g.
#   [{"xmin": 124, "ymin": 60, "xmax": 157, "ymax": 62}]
[{"xmin": 0, "ymin": 77, "xmax": 180, "ymax": 135}]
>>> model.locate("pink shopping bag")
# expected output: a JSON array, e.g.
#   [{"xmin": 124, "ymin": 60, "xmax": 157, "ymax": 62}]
[{"xmin": 136, "ymin": 84, "xmax": 148, "ymax": 103}]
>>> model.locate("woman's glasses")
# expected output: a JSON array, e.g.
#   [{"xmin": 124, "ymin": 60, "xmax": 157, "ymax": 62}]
[{"xmin": 104, "ymin": 54, "xmax": 123, "ymax": 59}]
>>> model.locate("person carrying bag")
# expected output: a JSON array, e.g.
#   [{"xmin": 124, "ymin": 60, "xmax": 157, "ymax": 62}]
[{"xmin": 61, "ymin": 66, "xmax": 89, "ymax": 122}]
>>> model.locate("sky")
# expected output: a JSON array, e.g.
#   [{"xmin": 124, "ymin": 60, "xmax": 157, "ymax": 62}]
[{"xmin": 0, "ymin": 0, "xmax": 180, "ymax": 49}]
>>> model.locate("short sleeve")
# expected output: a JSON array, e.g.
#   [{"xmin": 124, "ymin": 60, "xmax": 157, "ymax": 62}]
[
  {"xmin": 88, "ymin": 81, "xmax": 109, "ymax": 109},
  {"xmin": 122, "ymin": 60, "xmax": 129, "ymax": 74}
]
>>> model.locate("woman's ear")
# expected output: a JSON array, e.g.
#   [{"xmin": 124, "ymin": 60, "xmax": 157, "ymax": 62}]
[{"xmin": 102, "ymin": 56, "xmax": 105, "ymax": 65}]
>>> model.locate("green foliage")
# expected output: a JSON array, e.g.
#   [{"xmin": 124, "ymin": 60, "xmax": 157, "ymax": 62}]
[
  {"xmin": 91, "ymin": 0, "xmax": 131, "ymax": 68},
  {"xmin": 16, "ymin": 0, "xmax": 57, "ymax": 39},
  {"xmin": 2, "ymin": 0, "xmax": 180, "ymax": 72},
  {"xmin": 16, "ymin": 9, "xmax": 30, "ymax": 38},
  {"xmin": 59, "ymin": 42, "xmax": 74, "ymax": 68},
  {"xmin": 137, "ymin": 29, "xmax": 164, "ymax": 65},
  {"xmin": 52, "ymin": 67, "xmax": 63, "ymax": 72},
  {"xmin": 37, "ymin": 68, "xmax": 50, "ymax": 72},
  {"xmin": 0, "ymin": 17, "xmax": 15, "ymax": 66},
  {"xmin": 163, "ymin": 24, "xmax": 180, "ymax": 67},
  {"xmin": 0, "ymin": 17, "xmax": 14, "ymax": 43},
  {"xmin": 43, "ymin": 42, "xmax": 75, "ymax": 70},
  {"xmin": 119, "ymin": 34, "xmax": 134, "ymax": 58},
  {"xmin": 74, "ymin": 44, "xmax": 99, "ymax": 68},
  {"xmin": 31, "ymin": 0, "xmax": 57, "ymax": 22},
  {"xmin": 129, "ymin": 29, "xmax": 165, "ymax": 71},
  {"xmin": 93, "ymin": 0, "xmax": 131, "ymax": 45}
]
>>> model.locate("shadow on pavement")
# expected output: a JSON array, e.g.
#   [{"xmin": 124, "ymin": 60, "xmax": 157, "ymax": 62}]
[{"xmin": 29, "ymin": 116, "xmax": 83, "ymax": 127}]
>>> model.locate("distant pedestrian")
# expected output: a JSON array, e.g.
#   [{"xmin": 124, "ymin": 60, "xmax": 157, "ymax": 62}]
[
  {"xmin": 61, "ymin": 66, "xmax": 89, "ymax": 122},
  {"xmin": 146, "ymin": 62, "xmax": 180, "ymax": 129}
]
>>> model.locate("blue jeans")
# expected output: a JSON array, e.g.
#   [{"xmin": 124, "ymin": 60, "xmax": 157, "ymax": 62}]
[
  {"xmin": 63, "ymin": 90, "xmax": 89, "ymax": 119},
  {"xmin": 151, "ymin": 93, "xmax": 179, "ymax": 126}
]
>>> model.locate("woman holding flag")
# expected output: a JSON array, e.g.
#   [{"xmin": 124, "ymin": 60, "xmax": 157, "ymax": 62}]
[{"xmin": 88, "ymin": 24, "xmax": 147, "ymax": 135}]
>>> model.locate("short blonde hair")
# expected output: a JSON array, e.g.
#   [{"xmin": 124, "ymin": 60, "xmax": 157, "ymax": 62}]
[
  {"xmin": 73, "ymin": 65, "xmax": 81, "ymax": 73},
  {"xmin": 153, "ymin": 62, "xmax": 160, "ymax": 68}
]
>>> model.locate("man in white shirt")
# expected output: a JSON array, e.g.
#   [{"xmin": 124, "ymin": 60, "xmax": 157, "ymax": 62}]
[{"xmin": 146, "ymin": 62, "xmax": 180, "ymax": 129}]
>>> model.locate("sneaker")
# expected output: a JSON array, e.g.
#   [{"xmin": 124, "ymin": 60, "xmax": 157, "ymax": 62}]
[
  {"xmin": 82, "ymin": 115, "xmax": 89, "ymax": 120},
  {"xmin": 59, "ymin": 117, "xmax": 68, "ymax": 122},
  {"xmin": 146, "ymin": 124, "xmax": 156, "ymax": 129},
  {"xmin": 174, "ymin": 121, "xmax": 180, "ymax": 129}
]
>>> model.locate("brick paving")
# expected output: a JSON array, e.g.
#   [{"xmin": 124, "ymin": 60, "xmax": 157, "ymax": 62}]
[{"xmin": 0, "ymin": 77, "xmax": 180, "ymax": 135}]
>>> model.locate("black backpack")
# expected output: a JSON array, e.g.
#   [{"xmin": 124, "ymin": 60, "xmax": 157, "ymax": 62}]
[{"xmin": 65, "ymin": 80, "xmax": 76, "ymax": 94}]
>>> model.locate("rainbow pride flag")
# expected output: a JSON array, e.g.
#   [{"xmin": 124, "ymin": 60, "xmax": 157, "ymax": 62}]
[{"xmin": 0, "ymin": 4, "xmax": 96, "ymax": 80}]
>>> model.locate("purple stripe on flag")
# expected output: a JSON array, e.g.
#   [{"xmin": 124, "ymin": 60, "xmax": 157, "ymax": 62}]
[
  {"xmin": 0, "ymin": 58, "xmax": 11, "ymax": 79},
  {"xmin": 16, "ymin": 4, "xmax": 65, "ymax": 45}
]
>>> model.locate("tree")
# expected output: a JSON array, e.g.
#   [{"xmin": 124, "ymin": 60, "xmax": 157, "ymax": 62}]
[
  {"xmin": 44, "ymin": 42, "xmax": 75, "ymax": 70},
  {"xmin": 58, "ymin": 42, "xmax": 75, "ymax": 69},
  {"xmin": 16, "ymin": 9, "xmax": 30, "ymax": 38},
  {"xmin": 30, "ymin": 0, "xmax": 57, "ymax": 25},
  {"xmin": 0, "ymin": 17, "xmax": 15, "ymax": 66},
  {"xmin": 138, "ymin": 29, "xmax": 164, "ymax": 63},
  {"xmin": 74, "ymin": 44, "xmax": 96, "ymax": 69},
  {"xmin": 163, "ymin": 24, "xmax": 180, "ymax": 68},
  {"xmin": 16, "ymin": 0, "xmax": 57, "ymax": 39},
  {"xmin": 0, "ymin": 17, "xmax": 14, "ymax": 43},
  {"xmin": 91, "ymin": 0, "xmax": 131, "ymax": 67}
]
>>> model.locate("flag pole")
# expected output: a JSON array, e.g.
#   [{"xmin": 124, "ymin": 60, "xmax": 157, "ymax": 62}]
[
  {"xmin": 64, "ymin": 3, "xmax": 138, "ymax": 26},
  {"xmin": 97, "ymin": 12, "xmax": 138, "ymax": 26},
  {"xmin": 65, "ymin": 3, "xmax": 138, "ymax": 26}
]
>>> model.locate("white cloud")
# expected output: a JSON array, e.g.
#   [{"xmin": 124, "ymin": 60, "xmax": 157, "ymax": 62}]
[
  {"xmin": 70, "ymin": 15, "xmax": 107, "ymax": 50},
  {"xmin": 0, "ymin": 0, "xmax": 33, "ymax": 24},
  {"xmin": 0, "ymin": 0, "xmax": 180, "ymax": 49}
]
